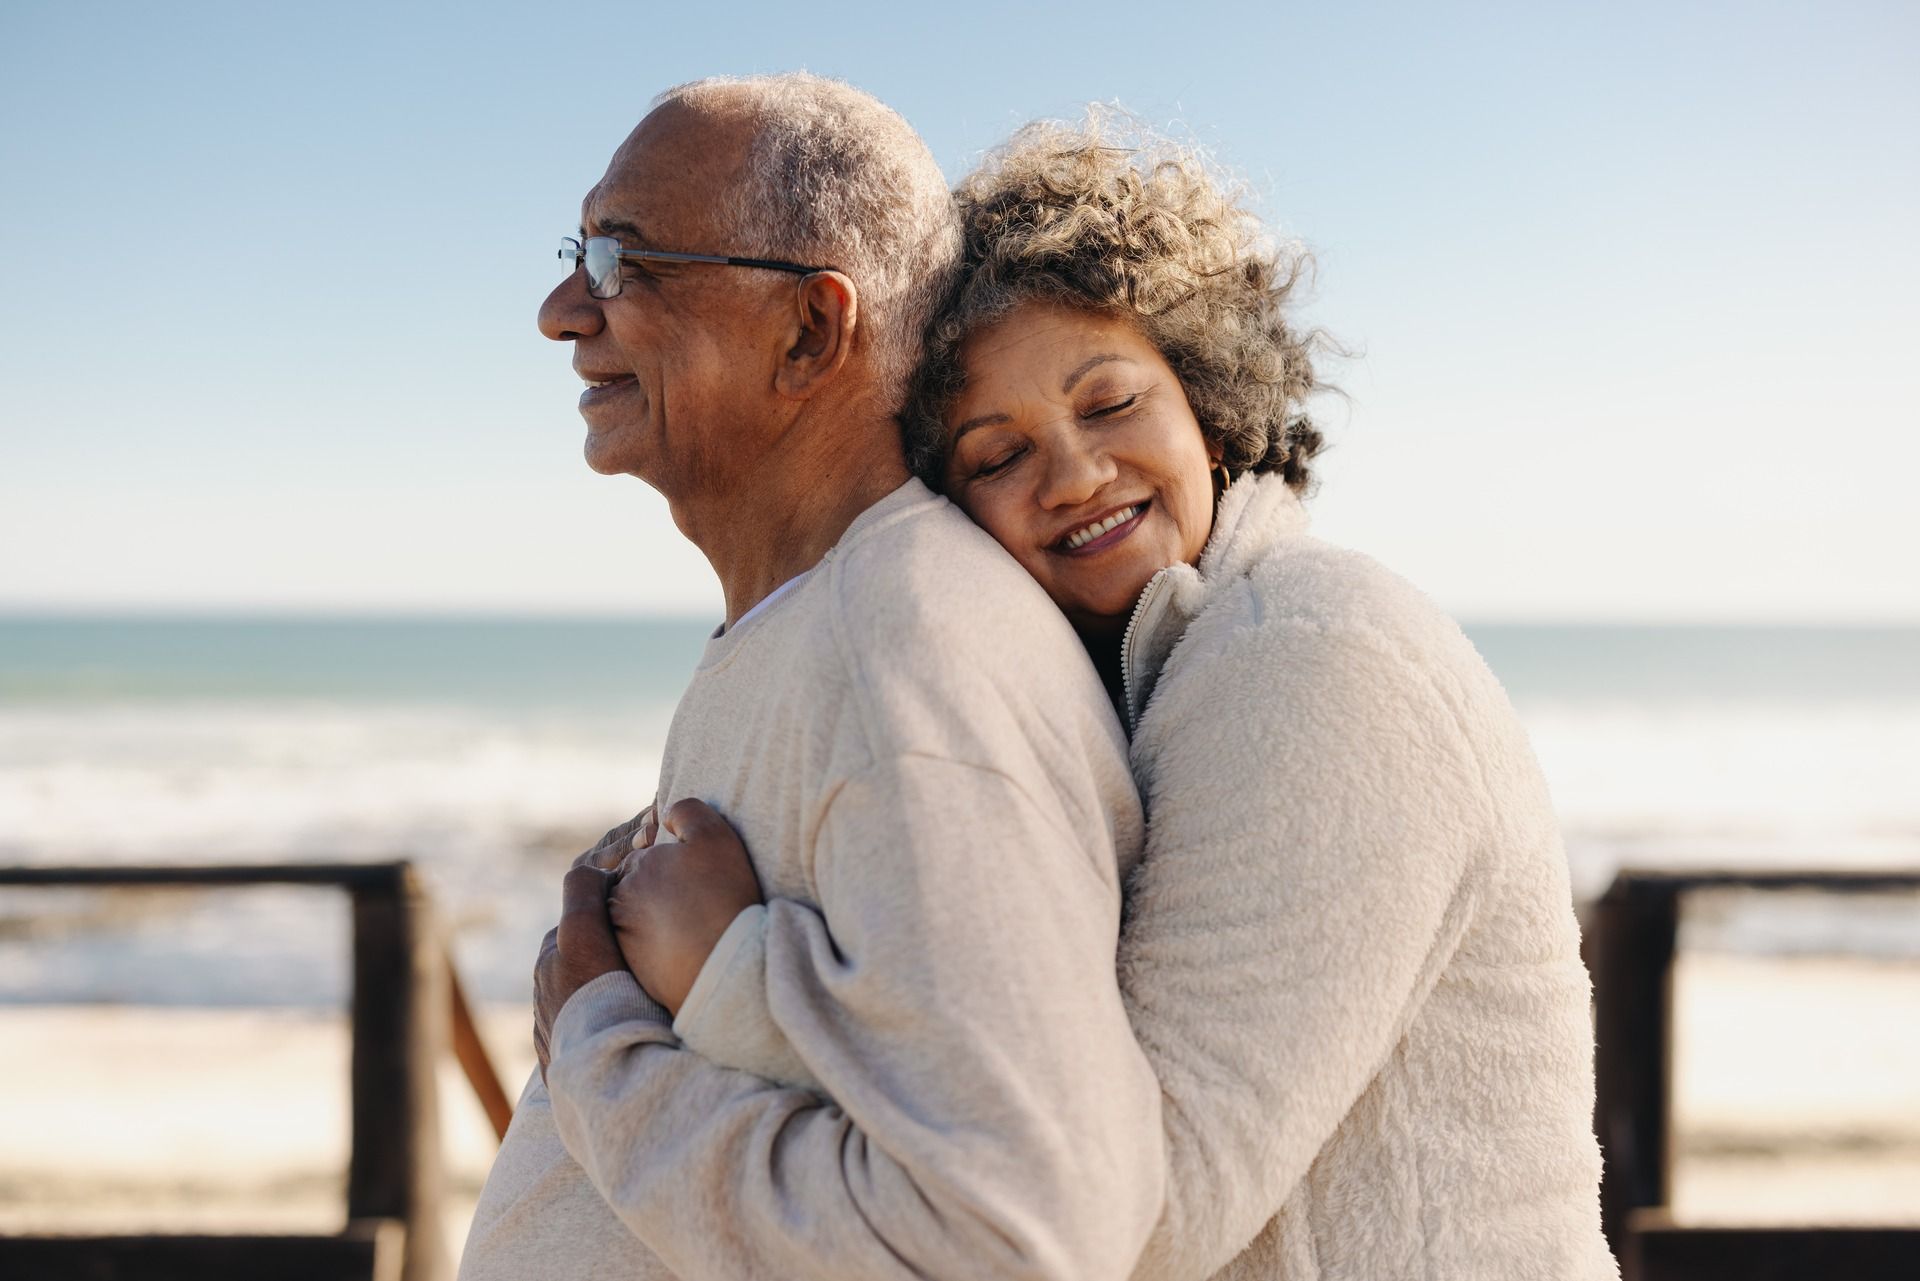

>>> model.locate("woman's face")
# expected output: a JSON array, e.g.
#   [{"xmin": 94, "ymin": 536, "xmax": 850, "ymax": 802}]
[{"xmin": 944, "ymin": 303, "xmax": 1218, "ymax": 638}]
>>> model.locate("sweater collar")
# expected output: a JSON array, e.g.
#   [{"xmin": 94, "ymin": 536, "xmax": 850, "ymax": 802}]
[
  {"xmin": 1119, "ymin": 472, "xmax": 1310, "ymax": 732},
  {"xmin": 695, "ymin": 477, "xmax": 938, "ymax": 673}
]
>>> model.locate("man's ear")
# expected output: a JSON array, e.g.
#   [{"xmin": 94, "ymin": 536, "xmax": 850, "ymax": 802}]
[{"xmin": 775, "ymin": 271, "xmax": 858, "ymax": 400}]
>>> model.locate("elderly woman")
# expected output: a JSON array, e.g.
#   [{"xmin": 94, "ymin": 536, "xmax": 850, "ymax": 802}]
[{"xmin": 613, "ymin": 119, "xmax": 1616, "ymax": 1279}]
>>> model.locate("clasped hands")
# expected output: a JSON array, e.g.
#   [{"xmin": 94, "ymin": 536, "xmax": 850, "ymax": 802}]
[{"xmin": 533, "ymin": 799, "xmax": 763, "ymax": 1081}]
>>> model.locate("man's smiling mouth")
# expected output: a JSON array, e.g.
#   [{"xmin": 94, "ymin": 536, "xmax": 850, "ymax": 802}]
[{"xmin": 578, "ymin": 373, "xmax": 639, "ymax": 411}]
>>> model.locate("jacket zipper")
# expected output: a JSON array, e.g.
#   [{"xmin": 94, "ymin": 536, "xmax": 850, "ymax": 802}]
[{"xmin": 1119, "ymin": 569, "xmax": 1172, "ymax": 735}]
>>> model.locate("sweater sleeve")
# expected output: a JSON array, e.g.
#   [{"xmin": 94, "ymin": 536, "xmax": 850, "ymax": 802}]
[
  {"xmin": 673, "ymin": 904, "xmax": 824, "ymax": 1091},
  {"xmin": 1121, "ymin": 617, "xmax": 1491, "ymax": 1279},
  {"xmin": 544, "ymin": 752, "xmax": 1164, "ymax": 1281}
]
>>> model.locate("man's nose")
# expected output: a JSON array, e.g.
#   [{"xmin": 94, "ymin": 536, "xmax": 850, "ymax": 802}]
[
  {"xmin": 1036, "ymin": 432, "xmax": 1117, "ymax": 510},
  {"xmin": 538, "ymin": 269, "xmax": 604, "ymax": 342}
]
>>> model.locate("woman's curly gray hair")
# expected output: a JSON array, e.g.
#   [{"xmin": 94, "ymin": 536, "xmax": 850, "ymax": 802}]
[{"xmin": 904, "ymin": 115, "xmax": 1329, "ymax": 492}]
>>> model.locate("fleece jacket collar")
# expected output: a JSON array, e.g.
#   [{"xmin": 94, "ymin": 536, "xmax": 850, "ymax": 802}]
[{"xmin": 1120, "ymin": 472, "xmax": 1311, "ymax": 732}]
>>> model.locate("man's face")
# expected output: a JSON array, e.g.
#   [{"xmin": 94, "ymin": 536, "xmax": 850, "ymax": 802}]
[{"xmin": 538, "ymin": 104, "xmax": 787, "ymax": 492}]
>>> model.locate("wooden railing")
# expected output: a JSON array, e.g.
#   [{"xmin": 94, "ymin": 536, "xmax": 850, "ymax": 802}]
[
  {"xmin": 0, "ymin": 861, "xmax": 516, "ymax": 1281},
  {"xmin": 19, "ymin": 861, "xmax": 1917, "ymax": 1278},
  {"xmin": 1589, "ymin": 868, "xmax": 1920, "ymax": 1280}
]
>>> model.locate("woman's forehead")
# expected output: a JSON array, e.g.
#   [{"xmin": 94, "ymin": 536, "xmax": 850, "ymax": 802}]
[{"xmin": 962, "ymin": 306, "xmax": 1152, "ymax": 384}]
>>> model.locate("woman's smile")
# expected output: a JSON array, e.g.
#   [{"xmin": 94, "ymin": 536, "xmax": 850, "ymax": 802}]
[{"xmin": 1053, "ymin": 500, "xmax": 1149, "ymax": 555}]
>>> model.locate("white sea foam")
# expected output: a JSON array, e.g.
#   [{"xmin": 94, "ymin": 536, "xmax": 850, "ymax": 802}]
[
  {"xmin": 1518, "ymin": 697, "xmax": 1920, "ymax": 899},
  {"xmin": 0, "ymin": 700, "xmax": 674, "ymax": 1004},
  {"xmin": 1523, "ymin": 698, "xmax": 1920, "ymax": 834},
  {"xmin": 3, "ymin": 687, "xmax": 1917, "ymax": 1003},
  {"xmin": 0, "ymin": 701, "xmax": 669, "ymax": 865}
]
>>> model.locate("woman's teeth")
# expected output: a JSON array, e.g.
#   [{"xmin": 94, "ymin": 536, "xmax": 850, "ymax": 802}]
[{"xmin": 1064, "ymin": 504, "xmax": 1144, "ymax": 550}]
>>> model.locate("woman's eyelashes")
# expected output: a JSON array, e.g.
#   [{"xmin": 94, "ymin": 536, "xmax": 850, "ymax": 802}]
[
  {"xmin": 972, "ymin": 444, "xmax": 1027, "ymax": 479},
  {"xmin": 964, "ymin": 392, "xmax": 1145, "ymax": 479},
  {"xmin": 1084, "ymin": 393, "xmax": 1139, "ymax": 418}
]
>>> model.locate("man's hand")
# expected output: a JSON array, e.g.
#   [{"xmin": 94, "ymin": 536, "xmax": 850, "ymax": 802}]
[
  {"xmin": 533, "ymin": 864, "xmax": 628, "ymax": 1083},
  {"xmin": 609, "ymin": 798, "xmax": 764, "ymax": 1017}
]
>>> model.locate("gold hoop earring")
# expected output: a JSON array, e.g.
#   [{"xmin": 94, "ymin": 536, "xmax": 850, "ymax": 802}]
[{"xmin": 1212, "ymin": 460, "xmax": 1233, "ymax": 494}]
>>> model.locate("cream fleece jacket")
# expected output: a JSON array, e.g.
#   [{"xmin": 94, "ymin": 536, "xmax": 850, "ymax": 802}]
[
  {"xmin": 459, "ymin": 480, "xmax": 1164, "ymax": 1281},
  {"xmin": 676, "ymin": 473, "xmax": 1617, "ymax": 1280}
]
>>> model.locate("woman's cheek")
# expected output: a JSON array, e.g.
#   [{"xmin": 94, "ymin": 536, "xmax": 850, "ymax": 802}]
[{"xmin": 975, "ymin": 495, "xmax": 1029, "ymax": 560}]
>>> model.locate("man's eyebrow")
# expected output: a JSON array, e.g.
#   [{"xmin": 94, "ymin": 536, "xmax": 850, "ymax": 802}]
[
  {"xmin": 1061, "ymin": 353, "xmax": 1126, "ymax": 394},
  {"xmin": 950, "ymin": 412, "xmax": 1011, "ymax": 444},
  {"xmin": 582, "ymin": 217, "xmax": 649, "ymax": 244}
]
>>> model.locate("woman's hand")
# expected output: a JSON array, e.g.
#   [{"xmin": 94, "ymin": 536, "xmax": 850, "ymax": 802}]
[
  {"xmin": 609, "ymin": 798, "xmax": 764, "ymax": 1017},
  {"xmin": 572, "ymin": 805, "xmax": 660, "ymax": 872}
]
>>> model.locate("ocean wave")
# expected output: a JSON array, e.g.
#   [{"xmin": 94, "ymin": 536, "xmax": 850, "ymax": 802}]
[{"xmin": 2, "ymin": 695, "xmax": 1916, "ymax": 1004}]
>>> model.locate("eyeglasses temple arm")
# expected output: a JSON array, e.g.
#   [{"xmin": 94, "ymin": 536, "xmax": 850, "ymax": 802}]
[
  {"xmin": 618, "ymin": 247, "xmax": 826, "ymax": 275},
  {"xmin": 720, "ymin": 255, "xmax": 829, "ymax": 275}
]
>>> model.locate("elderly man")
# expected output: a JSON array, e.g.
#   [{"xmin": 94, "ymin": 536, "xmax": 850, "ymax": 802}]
[{"xmin": 459, "ymin": 74, "xmax": 1164, "ymax": 1280}]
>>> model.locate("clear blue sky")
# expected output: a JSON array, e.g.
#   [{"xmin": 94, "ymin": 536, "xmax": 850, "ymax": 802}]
[{"xmin": 3, "ymin": 0, "xmax": 1915, "ymax": 620}]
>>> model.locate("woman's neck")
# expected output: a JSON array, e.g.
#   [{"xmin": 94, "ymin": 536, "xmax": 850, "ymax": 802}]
[{"xmin": 1082, "ymin": 630, "xmax": 1127, "ymax": 716}]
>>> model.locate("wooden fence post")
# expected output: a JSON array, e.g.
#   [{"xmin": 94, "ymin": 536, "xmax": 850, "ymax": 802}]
[
  {"xmin": 348, "ymin": 865, "xmax": 450, "ymax": 1281},
  {"xmin": 1593, "ymin": 873, "xmax": 1680, "ymax": 1259}
]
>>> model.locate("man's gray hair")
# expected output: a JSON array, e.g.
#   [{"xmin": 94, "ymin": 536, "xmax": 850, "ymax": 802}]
[{"xmin": 657, "ymin": 73, "xmax": 961, "ymax": 411}]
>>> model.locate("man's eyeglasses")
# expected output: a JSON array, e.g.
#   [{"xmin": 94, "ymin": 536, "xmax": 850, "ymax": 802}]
[{"xmin": 558, "ymin": 235, "xmax": 832, "ymax": 301}]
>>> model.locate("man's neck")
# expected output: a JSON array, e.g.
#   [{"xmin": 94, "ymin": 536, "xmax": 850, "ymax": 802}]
[{"xmin": 679, "ymin": 412, "xmax": 912, "ymax": 628}]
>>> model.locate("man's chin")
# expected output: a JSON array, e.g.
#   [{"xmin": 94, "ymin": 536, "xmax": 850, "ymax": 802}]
[{"xmin": 582, "ymin": 429, "xmax": 645, "ymax": 477}]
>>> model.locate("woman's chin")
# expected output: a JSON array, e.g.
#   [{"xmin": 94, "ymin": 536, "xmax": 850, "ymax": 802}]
[{"xmin": 1057, "ymin": 581, "xmax": 1156, "ymax": 638}]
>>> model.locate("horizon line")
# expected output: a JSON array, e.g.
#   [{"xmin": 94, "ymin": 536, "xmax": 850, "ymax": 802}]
[{"xmin": 1, "ymin": 606, "xmax": 1917, "ymax": 631}]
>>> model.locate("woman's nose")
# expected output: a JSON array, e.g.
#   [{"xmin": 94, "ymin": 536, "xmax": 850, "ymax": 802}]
[
  {"xmin": 538, "ymin": 269, "xmax": 604, "ymax": 342},
  {"xmin": 1036, "ymin": 433, "xmax": 1117, "ymax": 510}
]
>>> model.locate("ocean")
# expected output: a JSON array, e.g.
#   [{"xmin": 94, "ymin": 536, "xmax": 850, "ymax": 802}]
[{"xmin": 2, "ymin": 616, "xmax": 1916, "ymax": 1006}]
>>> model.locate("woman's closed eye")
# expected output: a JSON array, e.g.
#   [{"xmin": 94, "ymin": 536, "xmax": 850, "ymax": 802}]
[
  {"xmin": 971, "ymin": 444, "xmax": 1028, "ymax": 479},
  {"xmin": 1084, "ymin": 394, "xmax": 1139, "ymax": 419}
]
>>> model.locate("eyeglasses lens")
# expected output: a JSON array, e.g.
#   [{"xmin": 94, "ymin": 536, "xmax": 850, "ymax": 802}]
[
  {"xmin": 558, "ymin": 236, "xmax": 621, "ymax": 299},
  {"xmin": 584, "ymin": 237, "xmax": 621, "ymax": 299}
]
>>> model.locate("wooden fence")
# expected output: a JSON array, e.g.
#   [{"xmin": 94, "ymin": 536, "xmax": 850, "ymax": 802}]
[
  {"xmin": 1589, "ymin": 868, "xmax": 1920, "ymax": 1280},
  {"xmin": 0, "ymin": 862, "xmax": 513, "ymax": 1281}
]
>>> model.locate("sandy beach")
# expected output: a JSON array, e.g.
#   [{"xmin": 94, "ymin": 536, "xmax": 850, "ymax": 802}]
[
  {"xmin": 2, "ymin": 954, "xmax": 1915, "ymax": 1260},
  {"xmin": 0, "ymin": 1003, "xmax": 535, "ymax": 1257},
  {"xmin": 1668, "ymin": 952, "xmax": 1920, "ymax": 1224}
]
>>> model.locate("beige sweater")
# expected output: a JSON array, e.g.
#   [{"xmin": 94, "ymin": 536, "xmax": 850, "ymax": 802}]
[
  {"xmin": 679, "ymin": 473, "xmax": 1617, "ymax": 1279},
  {"xmin": 460, "ymin": 479, "xmax": 1164, "ymax": 1281}
]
